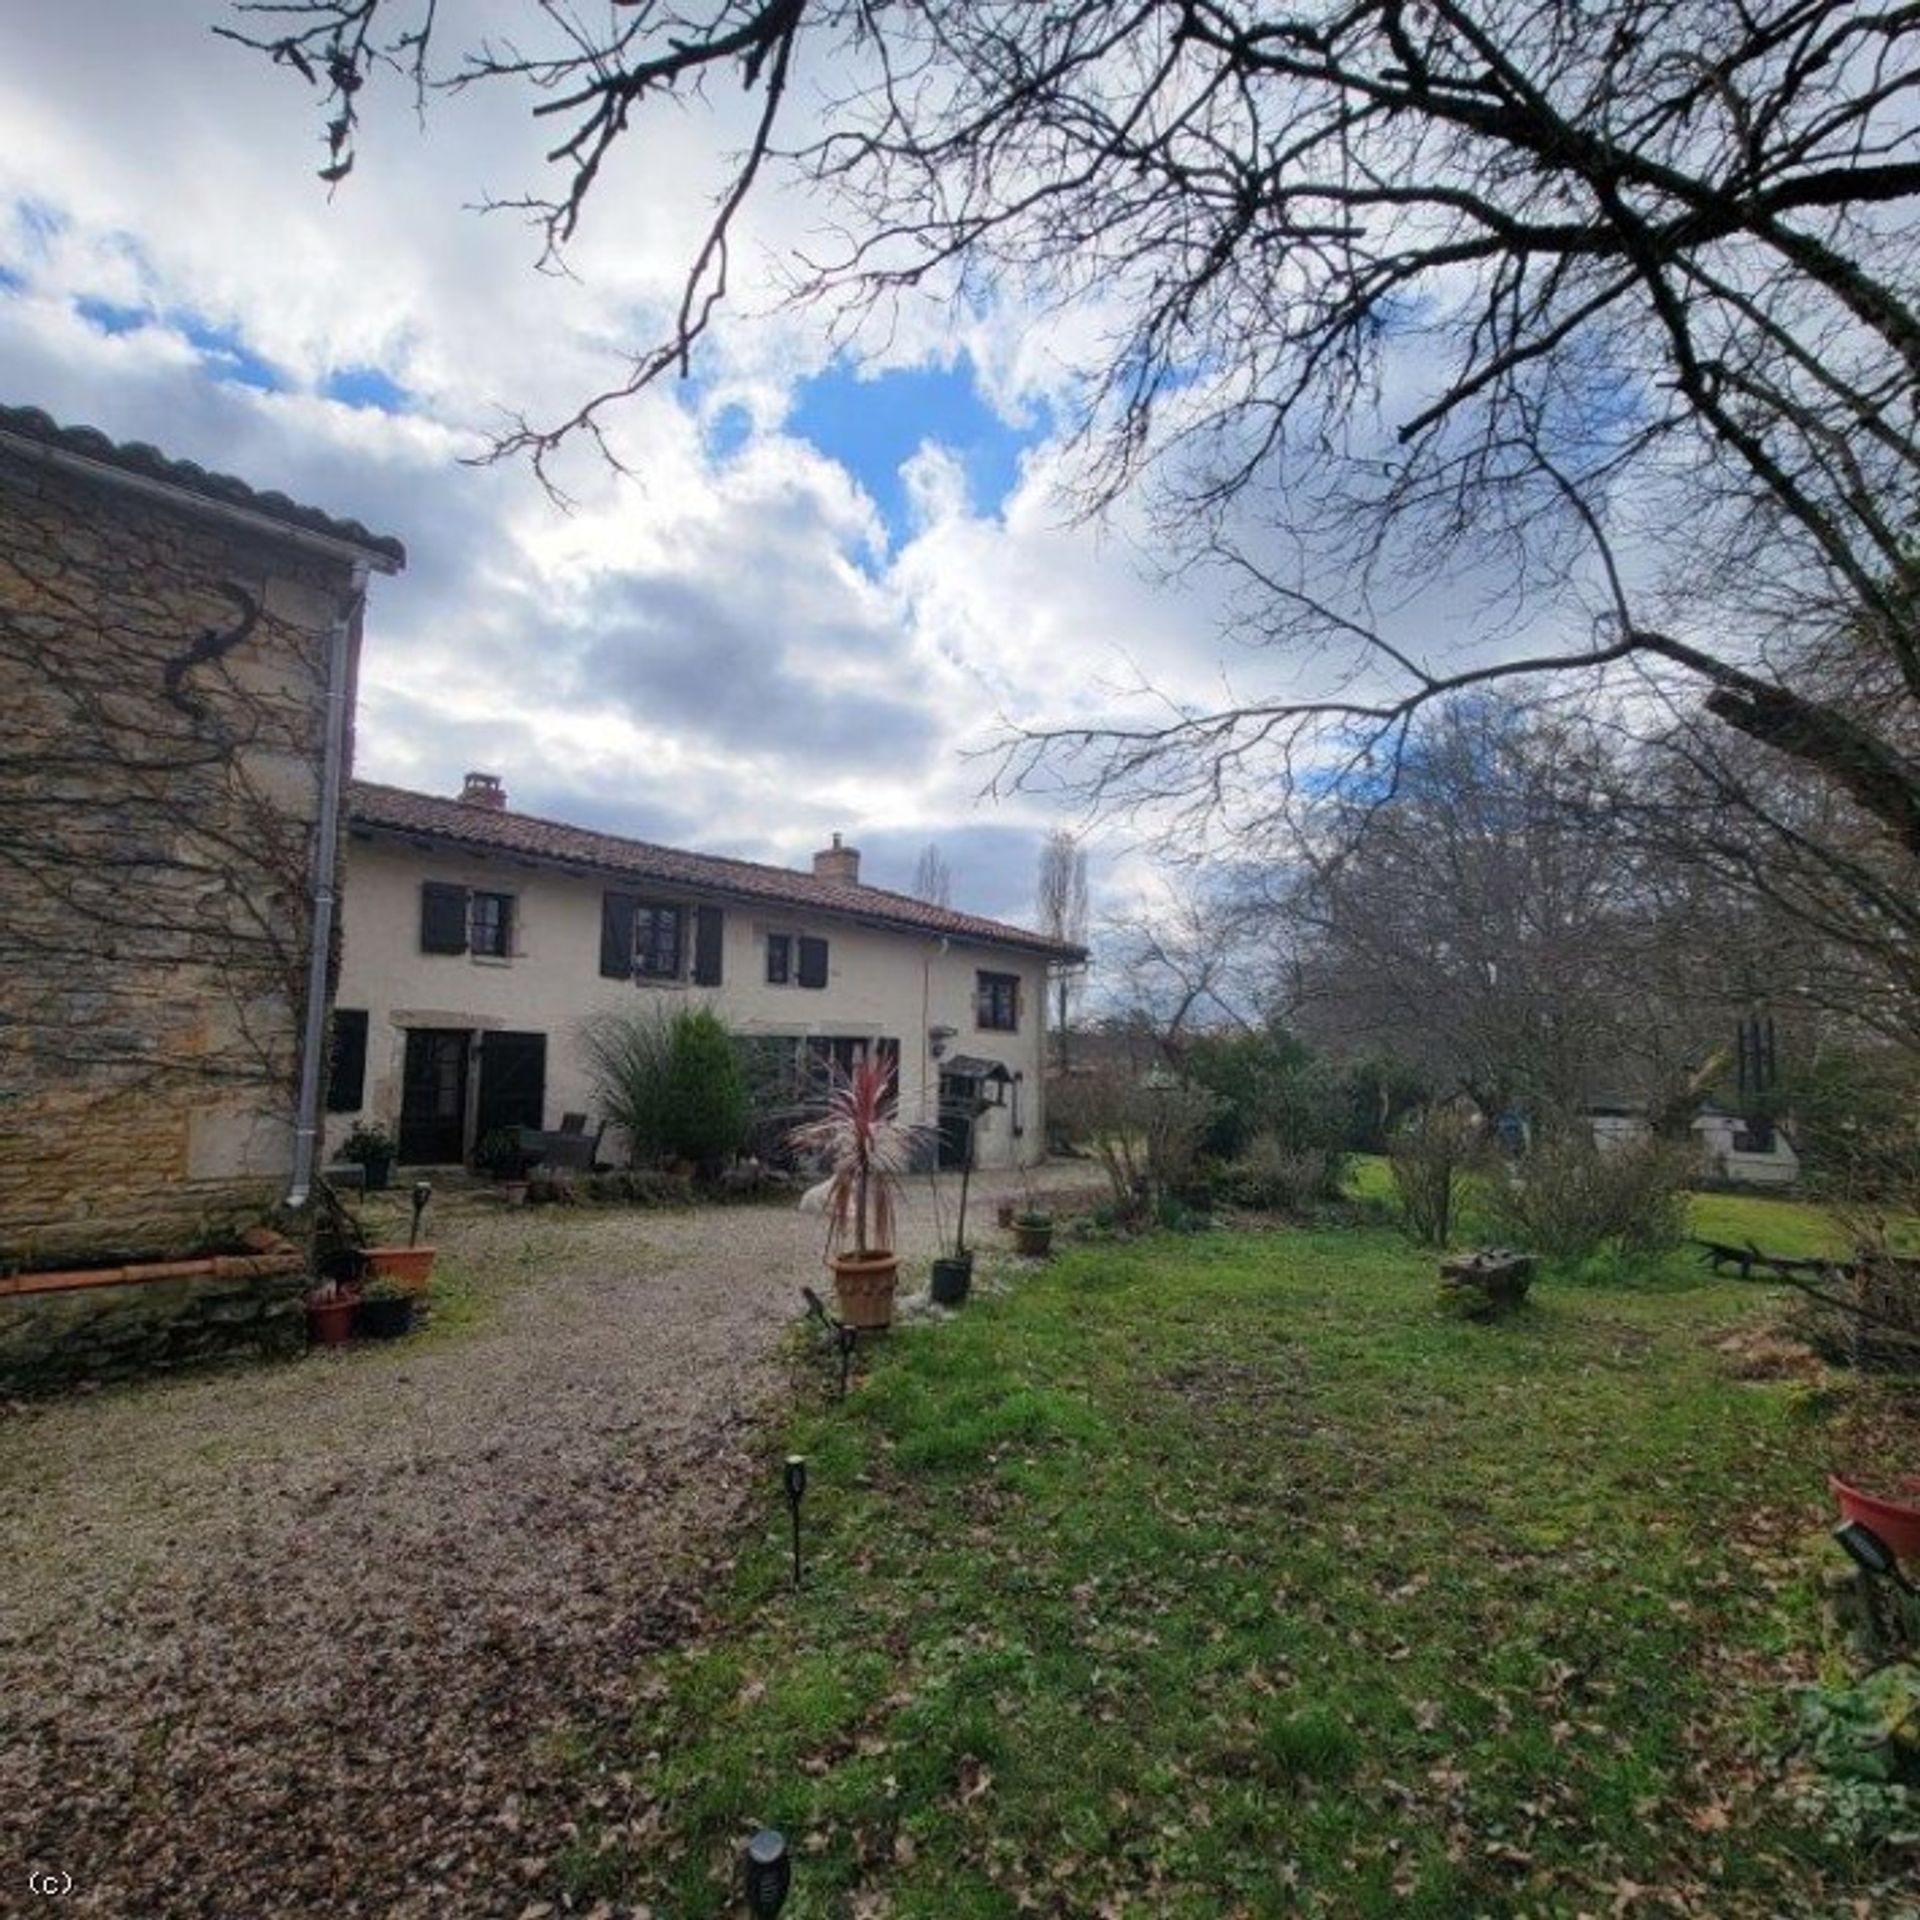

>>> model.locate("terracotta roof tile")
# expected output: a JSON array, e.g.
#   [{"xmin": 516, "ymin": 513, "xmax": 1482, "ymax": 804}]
[
  {"xmin": 0, "ymin": 404, "xmax": 406, "ymax": 570},
  {"xmin": 347, "ymin": 781, "xmax": 1087, "ymax": 961}
]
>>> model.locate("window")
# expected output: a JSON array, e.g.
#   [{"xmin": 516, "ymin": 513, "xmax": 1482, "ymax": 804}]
[
  {"xmin": 635, "ymin": 903, "xmax": 684, "ymax": 979},
  {"xmin": 470, "ymin": 890, "xmax": 514, "ymax": 959},
  {"xmin": 420, "ymin": 882, "xmax": 515, "ymax": 961},
  {"xmin": 768, "ymin": 931, "xmax": 827, "ymax": 988},
  {"xmin": 977, "ymin": 970, "xmax": 1020, "ymax": 1031},
  {"xmin": 327, "ymin": 1009, "xmax": 368, "ymax": 1112},
  {"xmin": 600, "ymin": 893, "xmax": 722, "ymax": 984}
]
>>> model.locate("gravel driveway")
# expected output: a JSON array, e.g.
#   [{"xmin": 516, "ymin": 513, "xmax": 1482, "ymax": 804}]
[{"xmin": 0, "ymin": 1177, "xmax": 1059, "ymax": 1917}]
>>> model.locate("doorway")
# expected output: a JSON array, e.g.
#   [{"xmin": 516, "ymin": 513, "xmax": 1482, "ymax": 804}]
[
  {"xmin": 398, "ymin": 1028, "xmax": 469, "ymax": 1164},
  {"xmin": 476, "ymin": 1031, "xmax": 547, "ymax": 1147}
]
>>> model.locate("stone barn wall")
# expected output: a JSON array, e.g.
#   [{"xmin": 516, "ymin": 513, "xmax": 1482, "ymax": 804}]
[{"xmin": 0, "ymin": 443, "xmax": 361, "ymax": 1273}]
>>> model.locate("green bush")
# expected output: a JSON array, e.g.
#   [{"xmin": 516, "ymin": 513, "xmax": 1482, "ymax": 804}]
[
  {"xmin": 1477, "ymin": 1132, "xmax": 1690, "ymax": 1262},
  {"xmin": 661, "ymin": 1008, "xmax": 748, "ymax": 1166},
  {"xmin": 578, "ymin": 1006, "xmax": 747, "ymax": 1168}
]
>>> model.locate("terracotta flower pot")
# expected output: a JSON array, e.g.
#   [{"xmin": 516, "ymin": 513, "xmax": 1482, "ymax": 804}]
[
  {"xmin": 365, "ymin": 1246, "xmax": 436, "ymax": 1294},
  {"xmin": 307, "ymin": 1294, "xmax": 357, "ymax": 1347},
  {"xmin": 831, "ymin": 1251, "xmax": 901, "ymax": 1330}
]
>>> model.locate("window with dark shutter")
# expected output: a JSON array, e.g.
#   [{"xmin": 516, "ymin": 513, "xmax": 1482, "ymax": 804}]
[
  {"xmin": 766, "ymin": 933, "xmax": 792, "ymax": 985},
  {"xmin": 327, "ymin": 1009, "xmax": 369, "ymax": 1113},
  {"xmin": 693, "ymin": 906, "xmax": 724, "ymax": 986},
  {"xmin": 600, "ymin": 892, "xmax": 636, "ymax": 978},
  {"xmin": 796, "ymin": 935, "xmax": 829, "ymax": 990},
  {"xmin": 421, "ymin": 881, "xmax": 470, "ymax": 954}
]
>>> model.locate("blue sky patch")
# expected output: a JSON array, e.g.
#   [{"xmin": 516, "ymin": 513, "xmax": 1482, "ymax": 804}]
[
  {"xmin": 76, "ymin": 295, "xmax": 148, "ymax": 336},
  {"xmin": 787, "ymin": 356, "xmax": 1047, "ymax": 544},
  {"xmin": 0, "ymin": 263, "xmax": 22, "ymax": 294},
  {"xmin": 706, "ymin": 401, "xmax": 752, "ymax": 462},
  {"xmin": 176, "ymin": 315, "xmax": 285, "ymax": 393},
  {"xmin": 323, "ymin": 365, "xmax": 410, "ymax": 413}
]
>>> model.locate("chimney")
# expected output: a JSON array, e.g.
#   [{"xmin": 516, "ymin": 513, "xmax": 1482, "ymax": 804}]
[
  {"xmin": 459, "ymin": 771, "xmax": 507, "ymax": 811},
  {"xmin": 812, "ymin": 831, "xmax": 861, "ymax": 885}
]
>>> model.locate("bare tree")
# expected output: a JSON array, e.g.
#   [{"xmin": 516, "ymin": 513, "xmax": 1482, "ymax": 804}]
[
  {"xmin": 1283, "ymin": 699, "xmax": 1748, "ymax": 1122},
  {"xmin": 1105, "ymin": 877, "xmax": 1260, "ymax": 1065},
  {"xmin": 910, "ymin": 842, "xmax": 952, "ymax": 908},
  {"xmin": 231, "ymin": 1, "xmax": 1919, "ymax": 926},
  {"xmin": 1036, "ymin": 829, "xmax": 1090, "ymax": 1067}
]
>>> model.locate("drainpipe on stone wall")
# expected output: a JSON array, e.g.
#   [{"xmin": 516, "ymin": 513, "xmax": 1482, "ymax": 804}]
[{"xmin": 285, "ymin": 562, "xmax": 370, "ymax": 1212}]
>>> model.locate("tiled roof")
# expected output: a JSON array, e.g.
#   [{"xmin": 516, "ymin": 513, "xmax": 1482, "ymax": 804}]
[
  {"xmin": 348, "ymin": 781, "xmax": 1088, "ymax": 961},
  {"xmin": 0, "ymin": 404, "xmax": 406, "ymax": 570}
]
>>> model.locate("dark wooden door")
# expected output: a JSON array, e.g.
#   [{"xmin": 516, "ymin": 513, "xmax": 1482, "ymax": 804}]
[
  {"xmin": 937, "ymin": 1071, "xmax": 978, "ymax": 1170},
  {"xmin": 399, "ymin": 1028, "xmax": 470, "ymax": 1164},
  {"xmin": 476, "ymin": 1031, "xmax": 547, "ymax": 1146}
]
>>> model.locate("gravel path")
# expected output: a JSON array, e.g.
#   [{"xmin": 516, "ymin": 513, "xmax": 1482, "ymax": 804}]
[{"xmin": 0, "ymin": 1176, "xmax": 1080, "ymax": 1917}]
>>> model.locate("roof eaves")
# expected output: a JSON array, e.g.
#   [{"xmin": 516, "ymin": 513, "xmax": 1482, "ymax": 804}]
[{"xmin": 0, "ymin": 404, "xmax": 407, "ymax": 572}]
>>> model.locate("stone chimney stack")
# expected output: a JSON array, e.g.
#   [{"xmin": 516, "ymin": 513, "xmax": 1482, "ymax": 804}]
[
  {"xmin": 812, "ymin": 832, "xmax": 861, "ymax": 885},
  {"xmin": 459, "ymin": 771, "xmax": 507, "ymax": 811}
]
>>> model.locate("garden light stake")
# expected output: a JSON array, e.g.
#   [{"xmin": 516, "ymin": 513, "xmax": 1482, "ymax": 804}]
[
  {"xmin": 784, "ymin": 1454, "xmax": 807, "ymax": 1589},
  {"xmin": 742, "ymin": 1827, "xmax": 791, "ymax": 1916}
]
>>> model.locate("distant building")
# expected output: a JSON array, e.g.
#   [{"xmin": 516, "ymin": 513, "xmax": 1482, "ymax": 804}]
[
  {"xmin": 329, "ymin": 777, "xmax": 1085, "ymax": 1172},
  {"xmin": 1691, "ymin": 1106, "xmax": 1801, "ymax": 1188}
]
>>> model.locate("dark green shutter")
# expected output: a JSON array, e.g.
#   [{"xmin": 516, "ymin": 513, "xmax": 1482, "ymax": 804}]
[
  {"xmin": 797, "ymin": 935, "xmax": 829, "ymax": 989},
  {"xmin": 600, "ymin": 892, "xmax": 636, "ymax": 978},
  {"xmin": 326, "ymin": 1009, "xmax": 369, "ymax": 1112},
  {"xmin": 421, "ymin": 882, "xmax": 469, "ymax": 954},
  {"xmin": 693, "ymin": 906, "xmax": 724, "ymax": 986}
]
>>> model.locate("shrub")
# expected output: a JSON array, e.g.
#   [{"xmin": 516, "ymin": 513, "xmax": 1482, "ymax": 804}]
[
  {"xmin": 1389, "ymin": 1107, "xmax": 1484, "ymax": 1247},
  {"xmin": 1477, "ymin": 1131, "xmax": 1690, "ymax": 1262},
  {"xmin": 660, "ymin": 1008, "xmax": 748, "ymax": 1167},
  {"xmin": 579, "ymin": 1006, "xmax": 747, "ymax": 1168},
  {"xmin": 579, "ymin": 1005, "xmax": 675, "ymax": 1165},
  {"xmin": 1047, "ymin": 1065, "xmax": 1218, "ymax": 1221},
  {"xmin": 1223, "ymin": 1134, "xmax": 1344, "ymax": 1214}
]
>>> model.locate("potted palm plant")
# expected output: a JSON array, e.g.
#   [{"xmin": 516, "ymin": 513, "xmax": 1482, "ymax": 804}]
[{"xmin": 789, "ymin": 1057, "xmax": 924, "ymax": 1331}]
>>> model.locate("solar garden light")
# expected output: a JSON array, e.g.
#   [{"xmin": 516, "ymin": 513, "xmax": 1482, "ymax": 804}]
[
  {"xmin": 742, "ymin": 1827, "xmax": 791, "ymax": 1916},
  {"xmin": 783, "ymin": 1454, "xmax": 808, "ymax": 1589},
  {"xmin": 1833, "ymin": 1519, "xmax": 1920, "ymax": 1598},
  {"xmin": 408, "ymin": 1179, "xmax": 432, "ymax": 1247}
]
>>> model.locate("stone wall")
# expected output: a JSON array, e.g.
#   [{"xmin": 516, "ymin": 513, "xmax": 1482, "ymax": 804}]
[
  {"xmin": 0, "ymin": 1266, "xmax": 311, "ymax": 1397},
  {"xmin": 0, "ymin": 449, "xmax": 355, "ymax": 1271}
]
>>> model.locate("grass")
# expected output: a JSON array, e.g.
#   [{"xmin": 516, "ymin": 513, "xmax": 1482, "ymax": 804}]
[{"xmin": 556, "ymin": 1215, "xmax": 1915, "ymax": 1917}]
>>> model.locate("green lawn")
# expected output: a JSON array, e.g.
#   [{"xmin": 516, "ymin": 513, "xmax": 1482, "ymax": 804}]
[{"xmin": 558, "ymin": 1222, "xmax": 1907, "ymax": 1917}]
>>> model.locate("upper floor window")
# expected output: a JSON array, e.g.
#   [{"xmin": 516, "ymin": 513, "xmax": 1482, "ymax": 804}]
[
  {"xmin": 767, "ymin": 932, "xmax": 829, "ymax": 989},
  {"xmin": 420, "ymin": 881, "xmax": 515, "ymax": 961},
  {"xmin": 635, "ymin": 902, "xmax": 684, "ymax": 980},
  {"xmin": 470, "ymin": 890, "xmax": 514, "ymax": 960},
  {"xmin": 977, "ymin": 970, "xmax": 1020, "ymax": 1031},
  {"xmin": 601, "ymin": 892, "xmax": 724, "ymax": 986}
]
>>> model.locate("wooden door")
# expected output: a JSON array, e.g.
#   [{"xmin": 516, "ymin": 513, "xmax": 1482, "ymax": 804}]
[{"xmin": 398, "ymin": 1028, "xmax": 469, "ymax": 1164}]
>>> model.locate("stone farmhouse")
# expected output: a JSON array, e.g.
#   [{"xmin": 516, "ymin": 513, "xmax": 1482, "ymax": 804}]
[
  {"xmin": 330, "ymin": 776, "xmax": 1083, "ymax": 1172},
  {"xmin": 0, "ymin": 405, "xmax": 403, "ymax": 1384}
]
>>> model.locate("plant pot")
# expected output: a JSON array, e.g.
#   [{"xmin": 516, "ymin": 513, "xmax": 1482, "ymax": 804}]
[
  {"xmin": 1013, "ymin": 1221, "xmax": 1054, "ymax": 1257},
  {"xmin": 359, "ymin": 1155, "xmax": 393, "ymax": 1193},
  {"xmin": 1832, "ymin": 1475, "xmax": 1920, "ymax": 1560},
  {"xmin": 995, "ymin": 1199, "xmax": 1016, "ymax": 1229},
  {"xmin": 930, "ymin": 1254, "xmax": 974, "ymax": 1307},
  {"xmin": 831, "ymin": 1251, "xmax": 902, "ymax": 1331},
  {"xmin": 502, "ymin": 1181, "xmax": 529, "ymax": 1207},
  {"xmin": 355, "ymin": 1293, "xmax": 416, "ymax": 1340},
  {"xmin": 365, "ymin": 1245, "xmax": 436, "ymax": 1293},
  {"xmin": 306, "ymin": 1294, "xmax": 357, "ymax": 1347}
]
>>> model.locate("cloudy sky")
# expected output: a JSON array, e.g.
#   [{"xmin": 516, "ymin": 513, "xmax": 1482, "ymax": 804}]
[{"xmin": 0, "ymin": 2, "xmax": 1282, "ymax": 930}]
